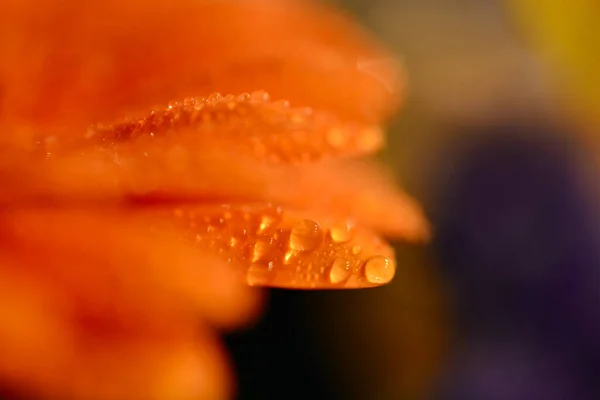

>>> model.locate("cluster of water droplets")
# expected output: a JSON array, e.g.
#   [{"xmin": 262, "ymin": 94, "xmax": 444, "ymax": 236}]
[
  {"xmin": 170, "ymin": 203, "xmax": 395, "ymax": 289},
  {"xmin": 89, "ymin": 91, "xmax": 383, "ymax": 166}
]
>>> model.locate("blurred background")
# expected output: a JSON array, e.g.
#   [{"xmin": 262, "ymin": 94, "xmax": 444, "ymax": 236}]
[{"xmin": 225, "ymin": 0, "xmax": 600, "ymax": 399}]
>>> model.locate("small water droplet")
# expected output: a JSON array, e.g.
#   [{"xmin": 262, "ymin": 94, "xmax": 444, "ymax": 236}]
[
  {"xmin": 284, "ymin": 249, "xmax": 296, "ymax": 264},
  {"xmin": 330, "ymin": 258, "xmax": 351, "ymax": 284},
  {"xmin": 253, "ymin": 235, "xmax": 276, "ymax": 262},
  {"xmin": 247, "ymin": 261, "xmax": 274, "ymax": 286},
  {"xmin": 289, "ymin": 220, "xmax": 323, "ymax": 251},
  {"xmin": 258, "ymin": 213, "xmax": 280, "ymax": 234},
  {"xmin": 207, "ymin": 93, "xmax": 222, "ymax": 104},
  {"xmin": 363, "ymin": 256, "xmax": 395, "ymax": 284},
  {"xmin": 250, "ymin": 90, "xmax": 270, "ymax": 103},
  {"xmin": 330, "ymin": 222, "xmax": 354, "ymax": 243}
]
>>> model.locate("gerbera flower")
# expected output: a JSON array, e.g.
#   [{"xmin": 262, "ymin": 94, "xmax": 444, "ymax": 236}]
[{"xmin": 0, "ymin": 0, "xmax": 429, "ymax": 399}]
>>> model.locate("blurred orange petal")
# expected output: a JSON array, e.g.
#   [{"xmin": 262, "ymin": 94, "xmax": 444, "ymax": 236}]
[
  {"xmin": 0, "ymin": 209, "xmax": 261, "ymax": 329},
  {"xmin": 1, "ymin": 0, "xmax": 402, "ymax": 143}
]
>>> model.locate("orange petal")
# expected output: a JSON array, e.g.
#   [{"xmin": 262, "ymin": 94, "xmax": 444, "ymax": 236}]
[
  {"xmin": 0, "ymin": 261, "xmax": 75, "ymax": 398},
  {"xmin": 132, "ymin": 204, "xmax": 397, "ymax": 289},
  {"xmin": 0, "ymin": 209, "xmax": 262, "ymax": 329},
  {"xmin": 0, "ymin": 275, "xmax": 232, "ymax": 400},
  {"xmin": 61, "ymin": 331, "xmax": 232, "ymax": 400},
  {"xmin": 1, "ymin": 0, "xmax": 402, "ymax": 141},
  {"xmin": 266, "ymin": 160, "xmax": 431, "ymax": 241},
  {"xmin": 82, "ymin": 92, "xmax": 385, "ymax": 164},
  {"xmin": 1, "ymin": 149, "xmax": 428, "ymax": 242}
]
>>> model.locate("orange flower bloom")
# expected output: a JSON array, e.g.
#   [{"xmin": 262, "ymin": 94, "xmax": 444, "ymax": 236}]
[{"xmin": 0, "ymin": 0, "xmax": 429, "ymax": 399}]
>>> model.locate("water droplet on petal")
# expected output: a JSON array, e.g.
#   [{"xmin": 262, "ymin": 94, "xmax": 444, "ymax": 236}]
[
  {"xmin": 283, "ymin": 249, "xmax": 296, "ymax": 264},
  {"xmin": 330, "ymin": 258, "xmax": 351, "ymax": 284},
  {"xmin": 253, "ymin": 235, "xmax": 276, "ymax": 262},
  {"xmin": 330, "ymin": 222, "xmax": 354, "ymax": 243},
  {"xmin": 258, "ymin": 213, "xmax": 280, "ymax": 235},
  {"xmin": 247, "ymin": 261, "xmax": 274, "ymax": 286},
  {"xmin": 364, "ymin": 256, "xmax": 395, "ymax": 284},
  {"xmin": 250, "ymin": 90, "xmax": 270, "ymax": 103},
  {"xmin": 289, "ymin": 220, "xmax": 323, "ymax": 251}
]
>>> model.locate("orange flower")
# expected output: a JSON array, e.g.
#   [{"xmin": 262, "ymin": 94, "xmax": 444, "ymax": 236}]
[{"xmin": 0, "ymin": 0, "xmax": 429, "ymax": 399}]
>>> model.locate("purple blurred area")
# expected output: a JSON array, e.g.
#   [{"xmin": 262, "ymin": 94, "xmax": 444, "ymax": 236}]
[{"xmin": 431, "ymin": 127, "xmax": 600, "ymax": 400}]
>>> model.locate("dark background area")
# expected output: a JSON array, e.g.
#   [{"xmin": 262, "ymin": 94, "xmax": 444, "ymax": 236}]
[{"xmin": 225, "ymin": 1, "xmax": 600, "ymax": 399}]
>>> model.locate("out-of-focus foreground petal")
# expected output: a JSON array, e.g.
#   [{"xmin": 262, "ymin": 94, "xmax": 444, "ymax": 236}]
[
  {"xmin": 0, "ymin": 209, "xmax": 262, "ymax": 399},
  {"xmin": 0, "ymin": 0, "xmax": 402, "ymax": 145},
  {"xmin": 0, "ymin": 209, "xmax": 261, "ymax": 329}
]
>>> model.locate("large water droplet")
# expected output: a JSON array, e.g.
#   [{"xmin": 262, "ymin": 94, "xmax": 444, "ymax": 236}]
[
  {"xmin": 289, "ymin": 220, "xmax": 323, "ymax": 251},
  {"xmin": 329, "ymin": 258, "xmax": 351, "ymax": 284},
  {"xmin": 364, "ymin": 256, "xmax": 395, "ymax": 284}
]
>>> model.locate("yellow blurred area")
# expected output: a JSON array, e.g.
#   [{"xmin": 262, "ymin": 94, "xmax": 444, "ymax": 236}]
[{"xmin": 508, "ymin": 0, "xmax": 600, "ymax": 137}]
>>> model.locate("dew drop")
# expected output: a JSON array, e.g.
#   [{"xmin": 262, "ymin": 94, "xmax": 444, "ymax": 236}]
[
  {"xmin": 229, "ymin": 236, "xmax": 241, "ymax": 247},
  {"xmin": 253, "ymin": 235, "xmax": 276, "ymax": 262},
  {"xmin": 330, "ymin": 222, "xmax": 354, "ymax": 243},
  {"xmin": 289, "ymin": 220, "xmax": 323, "ymax": 251},
  {"xmin": 257, "ymin": 213, "xmax": 280, "ymax": 234},
  {"xmin": 329, "ymin": 258, "xmax": 351, "ymax": 284},
  {"xmin": 247, "ymin": 261, "xmax": 274, "ymax": 286},
  {"xmin": 250, "ymin": 90, "xmax": 270, "ymax": 103},
  {"xmin": 364, "ymin": 256, "xmax": 395, "ymax": 284},
  {"xmin": 283, "ymin": 249, "xmax": 296, "ymax": 264},
  {"xmin": 207, "ymin": 93, "xmax": 222, "ymax": 104}
]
